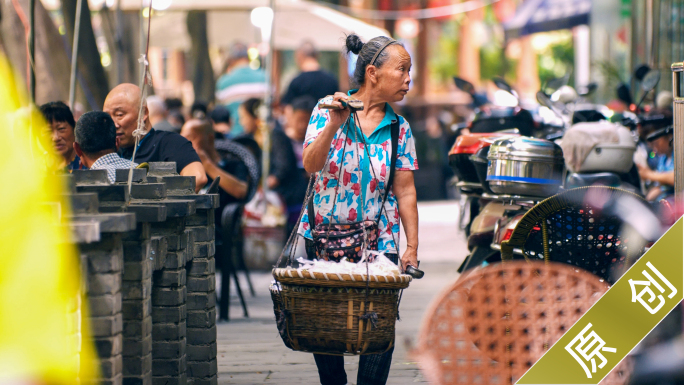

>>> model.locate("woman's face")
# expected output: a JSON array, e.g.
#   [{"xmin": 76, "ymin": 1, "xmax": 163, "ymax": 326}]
[
  {"xmin": 239, "ymin": 105, "xmax": 257, "ymax": 134},
  {"xmin": 652, "ymin": 135, "xmax": 672, "ymax": 155},
  {"xmin": 373, "ymin": 45, "xmax": 412, "ymax": 103}
]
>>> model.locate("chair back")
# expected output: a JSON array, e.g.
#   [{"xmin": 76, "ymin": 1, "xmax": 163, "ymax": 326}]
[
  {"xmin": 501, "ymin": 186, "xmax": 648, "ymax": 283},
  {"xmin": 414, "ymin": 261, "xmax": 631, "ymax": 385}
]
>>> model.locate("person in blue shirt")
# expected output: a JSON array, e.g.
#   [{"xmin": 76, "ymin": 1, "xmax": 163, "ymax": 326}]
[
  {"xmin": 638, "ymin": 126, "xmax": 674, "ymax": 202},
  {"xmin": 215, "ymin": 43, "xmax": 267, "ymax": 135}
]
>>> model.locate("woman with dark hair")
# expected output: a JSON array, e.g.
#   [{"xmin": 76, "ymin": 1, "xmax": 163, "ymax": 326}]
[
  {"xmin": 297, "ymin": 34, "xmax": 419, "ymax": 385},
  {"xmin": 234, "ymin": 98, "xmax": 263, "ymax": 163}
]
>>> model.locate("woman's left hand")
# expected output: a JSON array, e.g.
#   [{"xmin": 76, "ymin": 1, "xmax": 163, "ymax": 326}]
[{"xmin": 400, "ymin": 246, "xmax": 418, "ymax": 273}]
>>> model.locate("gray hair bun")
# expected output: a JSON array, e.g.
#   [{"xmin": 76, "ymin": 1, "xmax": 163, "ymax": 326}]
[{"xmin": 345, "ymin": 34, "xmax": 364, "ymax": 55}]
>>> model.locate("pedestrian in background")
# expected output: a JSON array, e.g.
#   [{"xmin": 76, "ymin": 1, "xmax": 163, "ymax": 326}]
[
  {"xmin": 281, "ymin": 40, "xmax": 339, "ymax": 106},
  {"xmin": 209, "ymin": 105, "xmax": 232, "ymax": 139},
  {"xmin": 147, "ymin": 96, "xmax": 175, "ymax": 132},
  {"xmin": 215, "ymin": 42, "xmax": 267, "ymax": 135}
]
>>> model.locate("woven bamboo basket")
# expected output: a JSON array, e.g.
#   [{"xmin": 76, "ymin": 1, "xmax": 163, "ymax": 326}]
[{"xmin": 271, "ymin": 267, "xmax": 412, "ymax": 355}]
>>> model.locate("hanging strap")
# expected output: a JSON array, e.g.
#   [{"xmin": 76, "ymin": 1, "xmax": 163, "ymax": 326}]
[{"xmin": 307, "ymin": 118, "xmax": 400, "ymax": 229}]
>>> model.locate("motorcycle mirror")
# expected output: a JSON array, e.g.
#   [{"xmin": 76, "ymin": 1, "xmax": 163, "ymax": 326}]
[
  {"xmin": 578, "ymin": 82, "xmax": 598, "ymax": 96},
  {"xmin": 641, "ymin": 69, "xmax": 661, "ymax": 92},
  {"xmin": 634, "ymin": 64, "xmax": 652, "ymax": 81},
  {"xmin": 536, "ymin": 91, "xmax": 553, "ymax": 108},
  {"xmin": 616, "ymin": 83, "xmax": 633, "ymax": 105},
  {"xmin": 453, "ymin": 77, "xmax": 475, "ymax": 95},
  {"xmin": 493, "ymin": 77, "xmax": 514, "ymax": 94},
  {"xmin": 545, "ymin": 74, "xmax": 570, "ymax": 92}
]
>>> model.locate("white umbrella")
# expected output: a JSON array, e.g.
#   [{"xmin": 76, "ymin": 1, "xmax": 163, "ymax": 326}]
[{"xmin": 42, "ymin": 0, "xmax": 390, "ymax": 51}]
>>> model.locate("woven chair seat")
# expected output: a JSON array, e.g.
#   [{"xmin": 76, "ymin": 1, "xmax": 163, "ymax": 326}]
[
  {"xmin": 414, "ymin": 261, "xmax": 631, "ymax": 384},
  {"xmin": 501, "ymin": 187, "xmax": 648, "ymax": 283}
]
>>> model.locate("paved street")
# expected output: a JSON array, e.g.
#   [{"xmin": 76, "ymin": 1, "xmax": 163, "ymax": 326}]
[{"xmin": 217, "ymin": 201, "xmax": 468, "ymax": 384}]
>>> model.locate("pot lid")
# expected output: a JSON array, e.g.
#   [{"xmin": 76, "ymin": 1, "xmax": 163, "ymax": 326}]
[{"xmin": 488, "ymin": 136, "xmax": 563, "ymax": 160}]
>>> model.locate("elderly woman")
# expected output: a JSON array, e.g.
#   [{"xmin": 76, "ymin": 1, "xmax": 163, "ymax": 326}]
[{"xmin": 297, "ymin": 34, "xmax": 419, "ymax": 385}]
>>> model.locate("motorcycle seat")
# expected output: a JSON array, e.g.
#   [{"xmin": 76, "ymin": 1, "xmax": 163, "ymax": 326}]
[{"xmin": 566, "ymin": 172, "xmax": 622, "ymax": 188}]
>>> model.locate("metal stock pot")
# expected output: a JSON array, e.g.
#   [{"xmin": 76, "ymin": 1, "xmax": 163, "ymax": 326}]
[{"xmin": 486, "ymin": 137, "xmax": 564, "ymax": 197}]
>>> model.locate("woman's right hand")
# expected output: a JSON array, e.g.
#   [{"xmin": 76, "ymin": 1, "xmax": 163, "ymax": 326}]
[{"xmin": 327, "ymin": 92, "xmax": 351, "ymax": 129}]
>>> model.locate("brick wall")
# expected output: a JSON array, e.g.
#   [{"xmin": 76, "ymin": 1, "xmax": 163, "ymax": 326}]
[{"xmin": 62, "ymin": 163, "xmax": 219, "ymax": 385}]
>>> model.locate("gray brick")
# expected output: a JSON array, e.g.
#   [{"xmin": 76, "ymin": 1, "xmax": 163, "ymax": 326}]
[
  {"xmin": 89, "ymin": 294, "xmax": 122, "ymax": 316},
  {"xmin": 150, "ymin": 236, "xmax": 168, "ymax": 270},
  {"xmin": 186, "ymin": 360, "xmax": 217, "ymax": 378},
  {"xmin": 123, "ymin": 298, "xmax": 152, "ymax": 319},
  {"xmin": 152, "ymin": 322, "xmax": 186, "ymax": 341},
  {"xmin": 127, "ymin": 204, "xmax": 167, "ymax": 223},
  {"xmin": 166, "ymin": 232, "xmax": 188, "ymax": 251},
  {"xmin": 152, "ymin": 287, "xmax": 186, "ymax": 306},
  {"xmin": 115, "ymin": 167, "xmax": 147, "ymax": 183},
  {"xmin": 147, "ymin": 162, "xmax": 177, "ymax": 176},
  {"xmin": 185, "ymin": 211, "xmax": 214, "ymax": 227},
  {"xmin": 193, "ymin": 242, "xmax": 214, "ymax": 259},
  {"xmin": 99, "ymin": 354, "xmax": 123, "ymax": 378},
  {"xmin": 123, "ymin": 317, "xmax": 152, "ymax": 338},
  {"xmin": 92, "ymin": 335, "xmax": 123, "ymax": 357},
  {"xmin": 185, "ymin": 230, "xmax": 196, "ymax": 261},
  {"xmin": 123, "ymin": 260, "xmax": 153, "ymax": 281},
  {"xmin": 163, "ymin": 251, "xmax": 186, "ymax": 269},
  {"xmin": 186, "ymin": 293, "xmax": 215, "ymax": 311},
  {"xmin": 121, "ymin": 223, "xmax": 151, "ymax": 241},
  {"xmin": 122, "ymin": 278, "xmax": 152, "ymax": 300},
  {"xmin": 123, "ymin": 336, "xmax": 152, "ymax": 357},
  {"xmin": 188, "ymin": 225, "xmax": 214, "ymax": 242},
  {"xmin": 186, "ymin": 277, "xmax": 214, "ymax": 293},
  {"xmin": 186, "ymin": 343, "xmax": 216, "ymax": 361},
  {"xmin": 130, "ymin": 183, "xmax": 166, "ymax": 200},
  {"xmin": 91, "ymin": 314, "xmax": 123, "ymax": 337},
  {"xmin": 152, "ymin": 305, "xmax": 187, "ymax": 323},
  {"xmin": 151, "ymin": 373, "xmax": 187, "ymax": 385},
  {"xmin": 86, "ymin": 245, "xmax": 124, "ymax": 273},
  {"xmin": 186, "ymin": 326, "xmax": 215, "ymax": 345},
  {"xmin": 151, "ymin": 217, "xmax": 185, "ymax": 236},
  {"xmin": 123, "ymin": 240, "xmax": 151, "ymax": 262},
  {"xmin": 122, "ymin": 373, "xmax": 152, "ymax": 385},
  {"xmin": 186, "ymin": 309, "xmax": 216, "ymax": 329},
  {"xmin": 152, "ymin": 338, "xmax": 186, "ymax": 359},
  {"xmin": 187, "ymin": 258, "xmax": 215, "ymax": 277},
  {"xmin": 152, "ymin": 356, "xmax": 187, "ymax": 376},
  {"xmin": 162, "ymin": 175, "xmax": 195, "ymax": 192},
  {"xmin": 123, "ymin": 354, "xmax": 152, "ymax": 376},
  {"xmin": 83, "ymin": 374, "xmax": 124, "ymax": 385},
  {"xmin": 88, "ymin": 273, "xmax": 122, "ymax": 295},
  {"xmin": 187, "ymin": 374, "xmax": 216, "ymax": 385},
  {"xmin": 155, "ymin": 268, "xmax": 186, "ymax": 288}
]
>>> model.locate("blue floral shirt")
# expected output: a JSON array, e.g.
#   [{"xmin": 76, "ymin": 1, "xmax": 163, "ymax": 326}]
[{"xmin": 297, "ymin": 93, "xmax": 418, "ymax": 254}]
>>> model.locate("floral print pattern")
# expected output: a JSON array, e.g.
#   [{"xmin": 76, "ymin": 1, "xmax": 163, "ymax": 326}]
[{"xmin": 297, "ymin": 93, "xmax": 418, "ymax": 254}]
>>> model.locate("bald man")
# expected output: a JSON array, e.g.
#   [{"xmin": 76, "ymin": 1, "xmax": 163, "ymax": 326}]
[{"xmin": 104, "ymin": 84, "xmax": 207, "ymax": 192}]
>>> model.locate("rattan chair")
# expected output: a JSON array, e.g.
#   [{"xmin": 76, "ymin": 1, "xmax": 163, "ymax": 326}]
[
  {"xmin": 414, "ymin": 261, "xmax": 631, "ymax": 385},
  {"xmin": 500, "ymin": 186, "xmax": 648, "ymax": 283}
]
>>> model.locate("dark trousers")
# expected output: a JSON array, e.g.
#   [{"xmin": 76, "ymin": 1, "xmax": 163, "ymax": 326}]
[
  {"xmin": 305, "ymin": 239, "xmax": 399, "ymax": 385},
  {"xmin": 313, "ymin": 346, "xmax": 395, "ymax": 385}
]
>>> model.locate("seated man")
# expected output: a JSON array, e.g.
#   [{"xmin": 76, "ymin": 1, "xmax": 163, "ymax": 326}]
[
  {"xmin": 39, "ymin": 101, "xmax": 83, "ymax": 171},
  {"xmin": 104, "ymin": 83, "xmax": 207, "ymax": 192},
  {"xmin": 638, "ymin": 126, "xmax": 674, "ymax": 202},
  {"xmin": 74, "ymin": 111, "xmax": 138, "ymax": 183}
]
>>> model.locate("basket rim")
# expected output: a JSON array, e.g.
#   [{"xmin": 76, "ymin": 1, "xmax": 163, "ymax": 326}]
[{"xmin": 273, "ymin": 267, "xmax": 412, "ymax": 286}]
